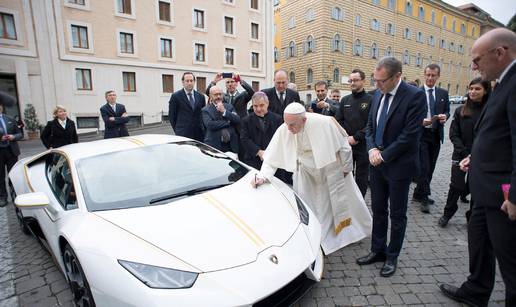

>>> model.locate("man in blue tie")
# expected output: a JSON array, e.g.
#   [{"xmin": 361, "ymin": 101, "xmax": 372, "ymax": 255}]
[
  {"xmin": 413, "ymin": 64, "xmax": 450, "ymax": 213},
  {"xmin": 356, "ymin": 57, "xmax": 426, "ymax": 277},
  {"xmin": 0, "ymin": 100, "xmax": 23, "ymax": 207}
]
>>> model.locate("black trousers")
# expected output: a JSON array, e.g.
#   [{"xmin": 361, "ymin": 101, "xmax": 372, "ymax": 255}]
[
  {"xmin": 352, "ymin": 143, "xmax": 369, "ymax": 197},
  {"xmin": 370, "ymin": 167, "xmax": 411, "ymax": 260},
  {"xmin": 414, "ymin": 128, "xmax": 441, "ymax": 199},
  {"xmin": 0, "ymin": 148, "xmax": 18, "ymax": 200},
  {"xmin": 459, "ymin": 204, "xmax": 516, "ymax": 306},
  {"xmin": 443, "ymin": 165, "xmax": 469, "ymax": 220}
]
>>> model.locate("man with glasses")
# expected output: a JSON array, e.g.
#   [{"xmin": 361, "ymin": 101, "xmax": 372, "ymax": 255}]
[
  {"xmin": 439, "ymin": 28, "xmax": 516, "ymax": 307},
  {"xmin": 413, "ymin": 64, "xmax": 450, "ymax": 213},
  {"xmin": 335, "ymin": 69, "xmax": 372, "ymax": 197},
  {"xmin": 356, "ymin": 57, "xmax": 426, "ymax": 277}
]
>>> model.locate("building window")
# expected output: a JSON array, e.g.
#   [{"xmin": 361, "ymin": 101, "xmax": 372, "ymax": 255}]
[
  {"xmin": 403, "ymin": 28, "xmax": 411, "ymax": 39},
  {"xmin": 116, "ymin": 0, "xmax": 132, "ymax": 14},
  {"xmin": 449, "ymin": 42, "xmax": 455, "ymax": 52},
  {"xmin": 274, "ymin": 47, "xmax": 279, "ymax": 63},
  {"xmin": 162, "ymin": 74, "xmax": 174, "ymax": 93},
  {"xmin": 353, "ymin": 39, "xmax": 363, "ymax": 56},
  {"xmin": 418, "ymin": 6, "xmax": 424, "ymax": 21},
  {"xmin": 428, "ymin": 55, "xmax": 433, "ymax": 65},
  {"xmin": 224, "ymin": 16, "xmax": 234, "ymax": 34},
  {"xmin": 371, "ymin": 19, "xmax": 380, "ymax": 31},
  {"xmin": 460, "ymin": 23, "xmax": 466, "ymax": 34},
  {"xmin": 331, "ymin": 7, "xmax": 343, "ymax": 21},
  {"xmin": 251, "ymin": 23, "xmax": 259, "ymax": 40},
  {"xmin": 428, "ymin": 35, "xmax": 435, "ymax": 46},
  {"xmin": 458, "ymin": 44, "xmax": 464, "ymax": 54},
  {"xmin": 416, "ymin": 31, "xmax": 424, "ymax": 43},
  {"xmin": 225, "ymin": 48, "xmax": 234, "ymax": 65},
  {"xmin": 69, "ymin": 0, "xmax": 85, "ymax": 4},
  {"xmin": 440, "ymin": 39, "xmax": 446, "ymax": 49},
  {"xmin": 288, "ymin": 16, "xmax": 295, "ymax": 29},
  {"xmin": 122, "ymin": 72, "xmax": 136, "ymax": 92},
  {"xmin": 158, "ymin": 1, "xmax": 171, "ymax": 22},
  {"xmin": 452, "ymin": 19, "xmax": 456, "ymax": 32},
  {"xmin": 71, "ymin": 25, "xmax": 88, "ymax": 48},
  {"xmin": 288, "ymin": 41, "xmax": 296, "ymax": 58},
  {"xmin": 388, "ymin": 0, "xmax": 395, "ymax": 9},
  {"xmin": 289, "ymin": 71, "xmax": 295, "ymax": 83},
  {"xmin": 251, "ymin": 52, "xmax": 259, "ymax": 68},
  {"xmin": 160, "ymin": 38, "xmax": 173, "ymax": 58},
  {"xmin": 403, "ymin": 50, "xmax": 410, "ymax": 65},
  {"xmin": 224, "ymin": 0, "xmax": 234, "ymax": 4},
  {"xmin": 306, "ymin": 68, "xmax": 313, "ymax": 84},
  {"xmin": 431, "ymin": 11, "xmax": 436, "ymax": 24},
  {"xmin": 442, "ymin": 15, "xmax": 447, "ymax": 29},
  {"xmin": 405, "ymin": 1, "xmax": 412, "ymax": 15},
  {"xmin": 193, "ymin": 9, "xmax": 205, "ymax": 29},
  {"xmin": 386, "ymin": 23, "xmax": 394, "ymax": 35},
  {"xmin": 332, "ymin": 34, "xmax": 343, "ymax": 52},
  {"xmin": 333, "ymin": 68, "xmax": 340, "ymax": 83},
  {"xmin": 75, "ymin": 68, "xmax": 92, "ymax": 90},
  {"xmin": 472, "ymin": 26, "xmax": 476, "ymax": 37},
  {"xmin": 0, "ymin": 13, "xmax": 16, "ymax": 40},
  {"xmin": 370, "ymin": 42, "xmax": 379, "ymax": 59},
  {"xmin": 250, "ymin": 0, "xmax": 258, "ymax": 10},
  {"xmin": 76, "ymin": 117, "xmax": 99, "ymax": 129},
  {"xmin": 194, "ymin": 43, "xmax": 206, "ymax": 62},
  {"xmin": 119, "ymin": 32, "xmax": 134, "ymax": 54},
  {"xmin": 416, "ymin": 53, "xmax": 422, "ymax": 67},
  {"xmin": 306, "ymin": 8, "xmax": 315, "ymax": 21},
  {"xmin": 355, "ymin": 14, "xmax": 361, "ymax": 26},
  {"xmin": 305, "ymin": 35, "xmax": 314, "ymax": 53},
  {"xmin": 196, "ymin": 77, "xmax": 206, "ymax": 93},
  {"xmin": 384, "ymin": 46, "xmax": 392, "ymax": 57}
]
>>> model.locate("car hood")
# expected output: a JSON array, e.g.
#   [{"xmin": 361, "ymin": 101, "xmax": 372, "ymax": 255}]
[{"xmin": 94, "ymin": 176, "xmax": 301, "ymax": 272}]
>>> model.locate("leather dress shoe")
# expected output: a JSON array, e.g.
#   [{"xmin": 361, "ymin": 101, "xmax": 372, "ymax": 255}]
[
  {"xmin": 380, "ymin": 259, "xmax": 397, "ymax": 277},
  {"xmin": 438, "ymin": 216, "xmax": 449, "ymax": 227},
  {"xmin": 356, "ymin": 252, "xmax": 386, "ymax": 265},
  {"xmin": 421, "ymin": 203, "xmax": 430, "ymax": 213},
  {"xmin": 439, "ymin": 284, "xmax": 480, "ymax": 307}
]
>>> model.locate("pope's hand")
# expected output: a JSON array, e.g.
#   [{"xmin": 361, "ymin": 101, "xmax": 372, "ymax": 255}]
[{"xmin": 251, "ymin": 177, "xmax": 266, "ymax": 188}]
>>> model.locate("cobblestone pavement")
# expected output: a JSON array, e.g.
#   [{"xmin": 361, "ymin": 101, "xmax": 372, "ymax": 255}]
[{"xmin": 0, "ymin": 109, "xmax": 507, "ymax": 306}]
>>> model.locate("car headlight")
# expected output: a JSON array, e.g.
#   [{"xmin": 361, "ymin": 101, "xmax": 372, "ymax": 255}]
[
  {"xmin": 118, "ymin": 260, "xmax": 198, "ymax": 289},
  {"xmin": 295, "ymin": 194, "xmax": 310, "ymax": 225}
]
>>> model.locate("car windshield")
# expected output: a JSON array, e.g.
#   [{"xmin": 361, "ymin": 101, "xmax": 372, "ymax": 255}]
[{"xmin": 76, "ymin": 141, "xmax": 249, "ymax": 211}]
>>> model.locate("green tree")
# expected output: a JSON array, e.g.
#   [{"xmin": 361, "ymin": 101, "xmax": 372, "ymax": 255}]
[{"xmin": 23, "ymin": 104, "xmax": 40, "ymax": 133}]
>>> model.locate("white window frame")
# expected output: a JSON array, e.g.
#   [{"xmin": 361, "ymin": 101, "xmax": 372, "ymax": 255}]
[
  {"xmin": 72, "ymin": 65, "xmax": 95, "ymax": 94},
  {"xmin": 121, "ymin": 71, "xmax": 138, "ymax": 95},
  {"xmin": 331, "ymin": 7, "xmax": 344, "ymax": 21},
  {"xmin": 249, "ymin": 0, "xmax": 260, "ymax": 12},
  {"xmin": 156, "ymin": 0, "xmax": 174, "ymax": 27},
  {"xmin": 306, "ymin": 8, "xmax": 315, "ymax": 22},
  {"xmin": 158, "ymin": 35, "xmax": 175, "ymax": 62},
  {"xmin": 116, "ymin": 28, "xmax": 137, "ymax": 58},
  {"xmin": 161, "ymin": 73, "xmax": 175, "ymax": 95},
  {"xmin": 192, "ymin": 40, "xmax": 208, "ymax": 65},
  {"xmin": 222, "ymin": 0, "xmax": 235, "ymax": 6},
  {"xmin": 114, "ymin": 0, "xmax": 136, "ymax": 20},
  {"xmin": 0, "ymin": 7, "xmax": 24, "ymax": 46},
  {"xmin": 223, "ymin": 15, "xmax": 236, "ymax": 38},
  {"xmin": 288, "ymin": 16, "xmax": 296, "ymax": 29},
  {"xmin": 250, "ymin": 50, "xmax": 260, "ymax": 70},
  {"xmin": 67, "ymin": 20, "xmax": 94, "ymax": 54},
  {"xmin": 249, "ymin": 21, "xmax": 261, "ymax": 42},
  {"xmin": 223, "ymin": 45, "xmax": 236, "ymax": 67},
  {"xmin": 64, "ymin": 0, "xmax": 91, "ymax": 11},
  {"xmin": 192, "ymin": 7, "xmax": 207, "ymax": 32}
]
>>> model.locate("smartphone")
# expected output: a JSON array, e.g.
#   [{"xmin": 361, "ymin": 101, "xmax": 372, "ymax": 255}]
[{"xmin": 222, "ymin": 72, "xmax": 233, "ymax": 78}]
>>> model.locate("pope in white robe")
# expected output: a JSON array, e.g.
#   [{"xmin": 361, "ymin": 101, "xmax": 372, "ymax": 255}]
[{"xmin": 252, "ymin": 103, "xmax": 372, "ymax": 255}]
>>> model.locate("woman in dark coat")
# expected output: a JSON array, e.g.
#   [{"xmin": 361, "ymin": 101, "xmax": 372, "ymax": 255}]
[
  {"xmin": 438, "ymin": 78, "xmax": 491, "ymax": 227},
  {"xmin": 40, "ymin": 105, "xmax": 78, "ymax": 149}
]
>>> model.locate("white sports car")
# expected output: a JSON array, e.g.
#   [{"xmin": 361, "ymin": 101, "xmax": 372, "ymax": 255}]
[{"xmin": 10, "ymin": 134, "xmax": 323, "ymax": 307}]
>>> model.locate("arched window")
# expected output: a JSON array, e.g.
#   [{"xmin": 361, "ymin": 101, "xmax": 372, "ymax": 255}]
[
  {"xmin": 416, "ymin": 53, "xmax": 422, "ymax": 67},
  {"xmin": 331, "ymin": 7, "xmax": 343, "ymax": 21},
  {"xmin": 442, "ymin": 15, "xmax": 447, "ymax": 29},
  {"xmin": 288, "ymin": 17, "xmax": 296, "ymax": 29},
  {"xmin": 332, "ymin": 34, "xmax": 343, "ymax": 52},
  {"xmin": 460, "ymin": 23, "xmax": 466, "ymax": 34},
  {"xmin": 417, "ymin": 31, "xmax": 424, "ymax": 42},
  {"xmin": 306, "ymin": 8, "xmax": 315, "ymax": 21},
  {"xmin": 449, "ymin": 42, "xmax": 455, "ymax": 52},
  {"xmin": 288, "ymin": 41, "xmax": 296, "ymax": 57},
  {"xmin": 384, "ymin": 46, "xmax": 392, "ymax": 57},
  {"xmin": 403, "ymin": 50, "xmax": 410, "ymax": 65},
  {"xmin": 404, "ymin": 28, "xmax": 411, "ymax": 39},
  {"xmin": 452, "ymin": 19, "xmax": 456, "ymax": 32},
  {"xmin": 305, "ymin": 35, "xmax": 315, "ymax": 53},
  {"xmin": 405, "ymin": 1, "xmax": 413, "ymax": 15},
  {"xmin": 355, "ymin": 14, "xmax": 361, "ymax": 26},
  {"xmin": 353, "ymin": 39, "xmax": 363, "ymax": 56},
  {"xmin": 472, "ymin": 26, "xmax": 476, "ymax": 37},
  {"xmin": 418, "ymin": 6, "xmax": 425, "ymax": 21},
  {"xmin": 274, "ymin": 47, "xmax": 279, "ymax": 63},
  {"xmin": 307, "ymin": 68, "xmax": 313, "ymax": 84},
  {"xmin": 371, "ymin": 19, "xmax": 380, "ymax": 31},
  {"xmin": 428, "ymin": 35, "xmax": 435, "ymax": 46},
  {"xmin": 388, "ymin": 0, "xmax": 395, "ymax": 9},
  {"xmin": 386, "ymin": 23, "xmax": 394, "ymax": 35},
  {"xmin": 333, "ymin": 68, "xmax": 340, "ymax": 83},
  {"xmin": 370, "ymin": 42, "xmax": 379, "ymax": 59},
  {"xmin": 431, "ymin": 11, "xmax": 436, "ymax": 24},
  {"xmin": 289, "ymin": 71, "xmax": 295, "ymax": 83}
]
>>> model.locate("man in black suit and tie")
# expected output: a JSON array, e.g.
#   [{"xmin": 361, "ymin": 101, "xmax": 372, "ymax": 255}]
[
  {"xmin": 0, "ymin": 100, "xmax": 23, "ymax": 207},
  {"xmin": 262, "ymin": 69, "xmax": 301, "ymax": 117},
  {"xmin": 206, "ymin": 73, "xmax": 255, "ymax": 119},
  {"xmin": 439, "ymin": 28, "xmax": 516, "ymax": 307},
  {"xmin": 168, "ymin": 72, "xmax": 206, "ymax": 141},
  {"xmin": 100, "ymin": 90, "xmax": 130, "ymax": 139},
  {"xmin": 413, "ymin": 64, "xmax": 450, "ymax": 213},
  {"xmin": 356, "ymin": 57, "xmax": 426, "ymax": 277}
]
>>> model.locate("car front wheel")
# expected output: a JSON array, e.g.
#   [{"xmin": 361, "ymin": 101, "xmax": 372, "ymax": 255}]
[{"xmin": 63, "ymin": 244, "xmax": 96, "ymax": 307}]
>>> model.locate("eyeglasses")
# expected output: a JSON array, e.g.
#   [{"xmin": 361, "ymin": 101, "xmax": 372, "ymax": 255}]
[
  {"xmin": 373, "ymin": 74, "xmax": 394, "ymax": 85},
  {"xmin": 472, "ymin": 46, "xmax": 506, "ymax": 66},
  {"xmin": 347, "ymin": 78, "xmax": 363, "ymax": 84}
]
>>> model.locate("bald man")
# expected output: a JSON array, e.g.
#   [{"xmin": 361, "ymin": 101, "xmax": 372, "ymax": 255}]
[
  {"xmin": 440, "ymin": 28, "xmax": 516, "ymax": 307},
  {"xmin": 261, "ymin": 69, "xmax": 301, "ymax": 117}
]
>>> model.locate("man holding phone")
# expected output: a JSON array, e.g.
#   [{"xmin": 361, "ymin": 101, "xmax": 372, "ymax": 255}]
[
  {"xmin": 310, "ymin": 81, "xmax": 338, "ymax": 116},
  {"xmin": 413, "ymin": 64, "xmax": 450, "ymax": 213},
  {"xmin": 206, "ymin": 72, "xmax": 255, "ymax": 119}
]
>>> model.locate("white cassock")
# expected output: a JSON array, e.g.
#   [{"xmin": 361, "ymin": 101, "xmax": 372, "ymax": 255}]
[{"xmin": 258, "ymin": 111, "xmax": 372, "ymax": 255}]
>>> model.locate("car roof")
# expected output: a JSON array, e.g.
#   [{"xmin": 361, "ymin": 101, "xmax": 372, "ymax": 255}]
[{"xmin": 50, "ymin": 134, "xmax": 191, "ymax": 162}]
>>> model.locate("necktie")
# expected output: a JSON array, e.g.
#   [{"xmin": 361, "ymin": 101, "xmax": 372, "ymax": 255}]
[
  {"xmin": 375, "ymin": 93, "xmax": 391, "ymax": 148},
  {"xmin": 229, "ymin": 95, "xmax": 234, "ymax": 106},
  {"xmin": 187, "ymin": 92, "xmax": 195, "ymax": 109},
  {"xmin": 279, "ymin": 92, "xmax": 285, "ymax": 105},
  {"xmin": 0, "ymin": 116, "xmax": 8, "ymax": 146},
  {"xmin": 428, "ymin": 88, "xmax": 435, "ymax": 116}
]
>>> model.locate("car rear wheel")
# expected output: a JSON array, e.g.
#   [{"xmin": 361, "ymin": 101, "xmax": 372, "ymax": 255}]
[{"xmin": 63, "ymin": 244, "xmax": 96, "ymax": 307}]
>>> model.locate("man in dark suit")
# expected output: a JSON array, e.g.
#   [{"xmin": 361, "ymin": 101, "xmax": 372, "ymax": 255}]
[
  {"xmin": 356, "ymin": 57, "xmax": 426, "ymax": 277},
  {"xmin": 262, "ymin": 69, "xmax": 301, "ymax": 117},
  {"xmin": 202, "ymin": 86, "xmax": 240, "ymax": 153},
  {"xmin": 309, "ymin": 81, "xmax": 338, "ymax": 115},
  {"xmin": 413, "ymin": 64, "xmax": 450, "ymax": 213},
  {"xmin": 100, "ymin": 90, "xmax": 130, "ymax": 139},
  {"xmin": 240, "ymin": 92, "xmax": 282, "ymax": 169},
  {"xmin": 168, "ymin": 72, "xmax": 206, "ymax": 141},
  {"xmin": 439, "ymin": 28, "xmax": 516, "ymax": 307},
  {"xmin": 206, "ymin": 73, "xmax": 255, "ymax": 119},
  {"xmin": 0, "ymin": 101, "xmax": 23, "ymax": 207}
]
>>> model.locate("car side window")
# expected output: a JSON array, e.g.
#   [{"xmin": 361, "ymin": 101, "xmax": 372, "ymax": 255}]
[{"xmin": 45, "ymin": 154, "xmax": 77, "ymax": 210}]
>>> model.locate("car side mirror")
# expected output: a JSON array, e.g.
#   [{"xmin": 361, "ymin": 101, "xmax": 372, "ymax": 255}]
[{"xmin": 15, "ymin": 192, "xmax": 50, "ymax": 209}]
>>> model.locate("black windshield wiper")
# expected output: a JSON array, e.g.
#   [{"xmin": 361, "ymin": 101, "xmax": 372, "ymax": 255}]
[{"xmin": 149, "ymin": 184, "xmax": 231, "ymax": 204}]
